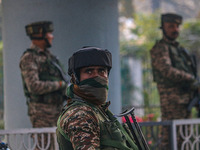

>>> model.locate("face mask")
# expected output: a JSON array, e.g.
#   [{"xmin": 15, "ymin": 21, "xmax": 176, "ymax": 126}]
[{"xmin": 75, "ymin": 76, "xmax": 109, "ymax": 105}]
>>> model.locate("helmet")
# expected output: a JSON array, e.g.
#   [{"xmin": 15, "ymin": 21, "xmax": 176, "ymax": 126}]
[
  {"xmin": 68, "ymin": 47, "xmax": 112, "ymax": 78},
  {"xmin": 25, "ymin": 21, "xmax": 53, "ymax": 40},
  {"xmin": 160, "ymin": 13, "xmax": 182, "ymax": 29}
]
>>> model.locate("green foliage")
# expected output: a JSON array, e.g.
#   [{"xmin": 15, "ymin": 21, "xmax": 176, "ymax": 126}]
[
  {"xmin": 179, "ymin": 20, "xmax": 200, "ymax": 54},
  {"xmin": 182, "ymin": 21, "xmax": 200, "ymax": 34},
  {"xmin": 120, "ymin": 13, "xmax": 161, "ymax": 117},
  {"xmin": 120, "ymin": 13, "xmax": 161, "ymax": 58},
  {"xmin": 121, "ymin": 57, "xmax": 134, "ymax": 107},
  {"xmin": 0, "ymin": 42, "xmax": 3, "ymax": 50},
  {"xmin": 132, "ymin": 13, "xmax": 161, "ymax": 42},
  {"xmin": 119, "ymin": 0, "xmax": 134, "ymax": 18}
]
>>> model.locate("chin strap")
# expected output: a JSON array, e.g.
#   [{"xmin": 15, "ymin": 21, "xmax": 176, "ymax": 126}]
[
  {"xmin": 162, "ymin": 29, "xmax": 176, "ymax": 41},
  {"xmin": 44, "ymin": 38, "xmax": 51, "ymax": 48},
  {"xmin": 30, "ymin": 33, "xmax": 51, "ymax": 48},
  {"xmin": 71, "ymin": 74, "xmax": 79, "ymax": 85}
]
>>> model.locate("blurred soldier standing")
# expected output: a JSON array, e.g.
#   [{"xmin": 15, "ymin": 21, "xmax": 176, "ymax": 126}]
[
  {"xmin": 150, "ymin": 13, "xmax": 199, "ymax": 149},
  {"xmin": 19, "ymin": 21, "xmax": 67, "ymax": 149},
  {"xmin": 56, "ymin": 47, "xmax": 139, "ymax": 150}
]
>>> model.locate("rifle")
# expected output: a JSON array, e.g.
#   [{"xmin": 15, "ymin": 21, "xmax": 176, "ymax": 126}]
[
  {"xmin": 117, "ymin": 107, "xmax": 150, "ymax": 150},
  {"xmin": 187, "ymin": 91, "xmax": 199, "ymax": 112},
  {"xmin": 51, "ymin": 58, "xmax": 69, "ymax": 83},
  {"xmin": 187, "ymin": 79, "xmax": 200, "ymax": 117},
  {"xmin": 186, "ymin": 53, "xmax": 200, "ymax": 117}
]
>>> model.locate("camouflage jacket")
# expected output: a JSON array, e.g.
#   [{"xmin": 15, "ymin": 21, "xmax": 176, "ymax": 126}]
[
  {"xmin": 150, "ymin": 37, "xmax": 195, "ymax": 90},
  {"xmin": 19, "ymin": 44, "xmax": 66, "ymax": 104},
  {"xmin": 57, "ymin": 100, "xmax": 138, "ymax": 150}
]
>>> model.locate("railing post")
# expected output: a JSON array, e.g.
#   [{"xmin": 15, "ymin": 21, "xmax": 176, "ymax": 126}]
[
  {"xmin": 171, "ymin": 120, "xmax": 177, "ymax": 150},
  {"xmin": 53, "ymin": 133, "xmax": 59, "ymax": 150}
]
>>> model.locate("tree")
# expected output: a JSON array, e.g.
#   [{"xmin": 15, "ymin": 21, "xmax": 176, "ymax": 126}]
[
  {"xmin": 119, "ymin": 0, "xmax": 135, "ymax": 18},
  {"xmin": 120, "ymin": 13, "xmax": 161, "ymax": 117}
]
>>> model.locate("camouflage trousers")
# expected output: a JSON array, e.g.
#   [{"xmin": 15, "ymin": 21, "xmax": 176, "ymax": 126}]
[
  {"xmin": 28, "ymin": 102, "xmax": 63, "ymax": 150},
  {"xmin": 158, "ymin": 85, "xmax": 191, "ymax": 150}
]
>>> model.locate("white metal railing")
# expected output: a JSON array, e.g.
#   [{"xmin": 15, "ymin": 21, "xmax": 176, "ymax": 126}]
[
  {"xmin": 140, "ymin": 118, "xmax": 200, "ymax": 150},
  {"xmin": 0, "ymin": 119, "xmax": 200, "ymax": 150},
  {"xmin": 0, "ymin": 127, "xmax": 58, "ymax": 150},
  {"xmin": 171, "ymin": 119, "xmax": 200, "ymax": 150}
]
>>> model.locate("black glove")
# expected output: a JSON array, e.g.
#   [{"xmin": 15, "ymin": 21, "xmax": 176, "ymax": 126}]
[
  {"xmin": 0, "ymin": 142, "xmax": 8, "ymax": 150},
  {"xmin": 191, "ymin": 78, "xmax": 200, "ymax": 90}
]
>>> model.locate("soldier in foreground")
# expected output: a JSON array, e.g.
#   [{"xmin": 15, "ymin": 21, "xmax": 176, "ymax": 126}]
[
  {"xmin": 150, "ymin": 13, "xmax": 199, "ymax": 149},
  {"xmin": 19, "ymin": 21, "xmax": 67, "ymax": 149},
  {"xmin": 56, "ymin": 47, "xmax": 139, "ymax": 150}
]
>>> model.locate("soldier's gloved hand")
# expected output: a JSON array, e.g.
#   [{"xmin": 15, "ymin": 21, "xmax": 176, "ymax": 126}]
[
  {"xmin": 59, "ymin": 81, "xmax": 67, "ymax": 89},
  {"xmin": 191, "ymin": 79, "xmax": 200, "ymax": 90}
]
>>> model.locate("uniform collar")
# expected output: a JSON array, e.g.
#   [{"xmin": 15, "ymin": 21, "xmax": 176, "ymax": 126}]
[
  {"xmin": 162, "ymin": 36, "xmax": 179, "ymax": 47},
  {"xmin": 30, "ymin": 44, "xmax": 49, "ymax": 53}
]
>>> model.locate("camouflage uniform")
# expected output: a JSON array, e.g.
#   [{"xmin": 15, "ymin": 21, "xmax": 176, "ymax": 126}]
[
  {"xmin": 150, "ymin": 36, "xmax": 196, "ymax": 149},
  {"xmin": 58, "ymin": 101, "xmax": 103, "ymax": 149},
  {"xmin": 20, "ymin": 21, "xmax": 67, "ymax": 150},
  {"xmin": 20, "ymin": 44, "xmax": 66, "ymax": 150},
  {"xmin": 20, "ymin": 44, "xmax": 65, "ymax": 127},
  {"xmin": 57, "ymin": 100, "xmax": 139, "ymax": 150},
  {"xmin": 56, "ymin": 47, "xmax": 139, "ymax": 150}
]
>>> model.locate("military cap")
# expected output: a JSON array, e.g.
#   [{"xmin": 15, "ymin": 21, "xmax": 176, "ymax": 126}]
[
  {"xmin": 25, "ymin": 21, "xmax": 53, "ymax": 37},
  {"xmin": 68, "ymin": 46, "xmax": 112, "ymax": 76},
  {"xmin": 161, "ymin": 13, "xmax": 182, "ymax": 25}
]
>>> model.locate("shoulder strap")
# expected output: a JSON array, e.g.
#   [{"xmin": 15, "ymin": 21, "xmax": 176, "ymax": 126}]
[
  {"xmin": 105, "ymin": 110, "xmax": 139, "ymax": 150},
  {"xmin": 51, "ymin": 59, "xmax": 68, "ymax": 83},
  {"xmin": 57, "ymin": 114, "xmax": 70, "ymax": 141},
  {"xmin": 168, "ymin": 45, "xmax": 176, "ymax": 67},
  {"xmin": 179, "ymin": 47, "xmax": 197, "ymax": 77}
]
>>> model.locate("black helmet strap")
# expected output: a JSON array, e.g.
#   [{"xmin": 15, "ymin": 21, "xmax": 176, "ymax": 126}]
[
  {"xmin": 30, "ymin": 29, "xmax": 52, "ymax": 48},
  {"xmin": 71, "ymin": 73, "xmax": 80, "ymax": 84}
]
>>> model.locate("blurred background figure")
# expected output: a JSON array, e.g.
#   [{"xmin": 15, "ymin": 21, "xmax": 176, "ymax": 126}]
[
  {"xmin": 150, "ymin": 13, "xmax": 198, "ymax": 149},
  {"xmin": 19, "ymin": 21, "xmax": 68, "ymax": 149}
]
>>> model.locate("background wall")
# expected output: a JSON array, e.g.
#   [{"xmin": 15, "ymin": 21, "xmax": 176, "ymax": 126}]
[{"xmin": 2, "ymin": 0, "xmax": 121, "ymax": 129}]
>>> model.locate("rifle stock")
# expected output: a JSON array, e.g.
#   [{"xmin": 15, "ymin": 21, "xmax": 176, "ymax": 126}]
[
  {"xmin": 117, "ymin": 107, "xmax": 150, "ymax": 150},
  {"xmin": 187, "ymin": 93, "xmax": 199, "ymax": 112}
]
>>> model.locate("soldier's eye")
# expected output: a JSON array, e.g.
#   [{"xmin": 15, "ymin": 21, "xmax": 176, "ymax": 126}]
[
  {"xmin": 99, "ymin": 68, "xmax": 107, "ymax": 74},
  {"xmin": 85, "ymin": 69, "xmax": 92, "ymax": 74},
  {"xmin": 99, "ymin": 69, "xmax": 105, "ymax": 73}
]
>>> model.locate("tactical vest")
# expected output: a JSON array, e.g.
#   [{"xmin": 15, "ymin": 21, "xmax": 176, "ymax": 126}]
[
  {"xmin": 56, "ymin": 100, "xmax": 139, "ymax": 150},
  {"xmin": 21, "ymin": 49, "xmax": 65, "ymax": 104},
  {"xmin": 152, "ymin": 40, "xmax": 196, "ymax": 88},
  {"xmin": 169, "ymin": 46, "xmax": 194, "ymax": 72}
]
